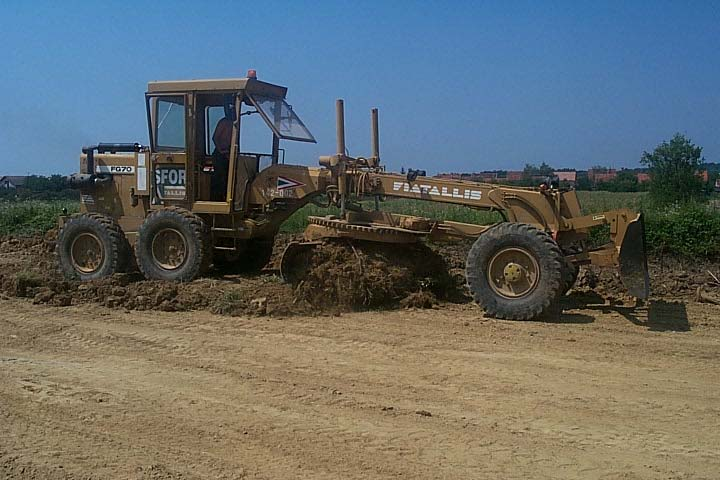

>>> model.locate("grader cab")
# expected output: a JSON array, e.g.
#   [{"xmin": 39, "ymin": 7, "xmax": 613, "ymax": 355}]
[
  {"xmin": 61, "ymin": 72, "xmax": 324, "ymax": 280},
  {"xmin": 57, "ymin": 73, "xmax": 650, "ymax": 320}
]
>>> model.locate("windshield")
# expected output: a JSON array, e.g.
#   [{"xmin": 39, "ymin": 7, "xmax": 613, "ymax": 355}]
[{"xmin": 249, "ymin": 94, "xmax": 316, "ymax": 143}]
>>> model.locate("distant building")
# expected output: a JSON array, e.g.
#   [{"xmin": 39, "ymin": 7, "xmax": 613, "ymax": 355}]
[
  {"xmin": 478, "ymin": 172, "xmax": 498, "ymax": 183},
  {"xmin": 435, "ymin": 173, "xmax": 462, "ymax": 180},
  {"xmin": 698, "ymin": 170, "xmax": 710, "ymax": 183},
  {"xmin": 588, "ymin": 168, "xmax": 617, "ymax": 183},
  {"xmin": 0, "ymin": 176, "xmax": 29, "ymax": 189},
  {"xmin": 554, "ymin": 171, "xmax": 577, "ymax": 184},
  {"xmin": 435, "ymin": 171, "xmax": 510, "ymax": 183},
  {"xmin": 436, "ymin": 169, "xmax": 579, "ymax": 185},
  {"xmin": 636, "ymin": 173, "xmax": 651, "ymax": 183}
]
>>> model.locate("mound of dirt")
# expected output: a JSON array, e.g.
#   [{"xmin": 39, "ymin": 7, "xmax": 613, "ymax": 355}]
[
  {"xmin": 572, "ymin": 258, "xmax": 720, "ymax": 304},
  {"xmin": 0, "ymin": 234, "xmax": 310, "ymax": 317},
  {"xmin": 3, "ymin": 231, "xmax": 718, "ymax": 317},
  {"xmin": 287, "ymin": 240, "xmax": 466, "ymax": 310}
]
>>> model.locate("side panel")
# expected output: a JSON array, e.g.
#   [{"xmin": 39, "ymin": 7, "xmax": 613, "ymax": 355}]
[
  {"xmin": 367, "ymin": 173, "xmax": 563, "ymax": 231},
  {"xmin": 79, "ymin": 153, "xmax": 150, "ymax": 240},
  {"xmin": 247, "ymin": 164, "xmax": 329, "ymax": 206},
  {"xmin": 152, "ymin": 153, "xmax": 188, "ymax": 205}
]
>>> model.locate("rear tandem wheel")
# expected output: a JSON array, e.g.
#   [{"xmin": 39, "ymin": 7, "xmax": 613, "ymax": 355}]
[
  {"xmin": 56, "ymin": 213, "xmax": 130, "ymax": 280},
  {"xmin": 134, "ymin": 207, "xmax": 212, "ymax": 281}
]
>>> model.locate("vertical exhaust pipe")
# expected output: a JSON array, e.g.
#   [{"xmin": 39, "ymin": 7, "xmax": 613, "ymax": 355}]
[
  {"xmin": 335, "ymin": 99, "xmax": 347, "ymax": 216},
  {"xmin": 370, "ymin": 108, "xmax": 381, "ymax": 208},
  {"xmin": 371, "ymin": 108, "xmax": 380, "ymax": 163},
  {"xmin": 336, "ymin": 99, "xmax": 346, "ymax": 157}
]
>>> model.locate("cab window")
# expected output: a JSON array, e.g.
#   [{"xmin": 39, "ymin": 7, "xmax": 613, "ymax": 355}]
[
  {"xmin": 205, "ymin": 105, "xmax": 226, "ymax": 155},
  {"xmin": 155, "ymin": 96, "xmax": 185, "ymax": 151}
]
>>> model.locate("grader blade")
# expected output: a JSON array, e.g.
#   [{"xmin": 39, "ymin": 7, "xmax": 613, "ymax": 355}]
[
  {"xmin": 618, "ymin": 213, "xmax": 650, "ymax": 299},
  {"xmin": 279, "ymin": 241, "xmax": 321, "ymax": 284}
]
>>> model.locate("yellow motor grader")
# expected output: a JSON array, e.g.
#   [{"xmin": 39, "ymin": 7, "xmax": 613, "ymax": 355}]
[{"xmin": 57, "ymin": 72, "xmax": 649, "ymax": 320}]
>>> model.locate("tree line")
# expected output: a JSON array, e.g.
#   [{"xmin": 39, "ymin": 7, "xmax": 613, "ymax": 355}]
[{"xmin": 0, "ymin": 175, "xmax": 79, "ymax": 201}]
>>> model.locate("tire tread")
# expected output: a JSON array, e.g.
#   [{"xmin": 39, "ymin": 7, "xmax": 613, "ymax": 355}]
[
  {"xmin": 135, "ymin": 207, "xmax": 211, "ymax": 281},
  {"xmin": 56, "ymin": 212, "xmax": 128, "ymax": 280},
  {"xmin": 466, "ymin": 223, "xmax": 564, "ymax": 320}
]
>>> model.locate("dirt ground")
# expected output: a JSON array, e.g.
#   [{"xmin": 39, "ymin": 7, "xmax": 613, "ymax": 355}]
[
  {"xmin": 1, "ymin": 297, "xmax": 719, "ymax": 479},
  {"xmin": 2, "ymin": 234, "xmax": 720, "ymax": 478}
]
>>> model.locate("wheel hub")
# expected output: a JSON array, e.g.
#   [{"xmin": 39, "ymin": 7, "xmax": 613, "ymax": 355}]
[
  {"xmin": 151, "ymin": 228, "xmax": 187, "ymax": 270},
  {"xmin": 70, "ymin": 232, "xmax": 104, "ymax": 274},
  {"xmin": 503, "ymin": 262, "xmax": 525, "ymax": 283},
  {"xmin": 488, "ymin": 247, "xmax": 540, "ymax": 299}
]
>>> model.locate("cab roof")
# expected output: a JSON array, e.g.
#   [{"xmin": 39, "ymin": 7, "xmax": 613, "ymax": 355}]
[{"xmin": 146, "ymin": 77, "xmax": 287, "ymax": 98}]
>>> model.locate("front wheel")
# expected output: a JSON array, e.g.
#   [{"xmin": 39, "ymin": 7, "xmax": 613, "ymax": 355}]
[
  {"xmin": 465, "ymin": 223, "xmax": 564, "ymax": 320},
  {"xmin": 560, "ymin": 258, "xmax": 580, "ymax": 295},
  {"xmin": 135, "ymin": 207, "xmax": 211, "ymax": 281}
]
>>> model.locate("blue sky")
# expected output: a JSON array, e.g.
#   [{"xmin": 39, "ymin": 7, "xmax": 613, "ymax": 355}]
[{"xmin": 1, "ymin": 0, "xmax": 718, "ymax": 175}]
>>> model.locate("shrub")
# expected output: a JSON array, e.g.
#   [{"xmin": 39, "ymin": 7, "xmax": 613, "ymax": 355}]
[
  {"xmin": 643, "ymin": 201, "xmax": 720, "ymax": 258},
  {"xmin": 0, "ymin": 200, "xmax": 79, "ymax": 236}
]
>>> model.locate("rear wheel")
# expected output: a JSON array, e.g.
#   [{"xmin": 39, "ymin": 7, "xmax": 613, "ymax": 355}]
[
  {"xmin": 56, "ymin": 213, "xmax": 129, "ymax": 280},
  {"xmin": 466, "ymin": 223, "xmax": 564, "ymax": 320},
  {"xmin": 135, "ymin": 207, "xmax": 211, "ymax": 281}
]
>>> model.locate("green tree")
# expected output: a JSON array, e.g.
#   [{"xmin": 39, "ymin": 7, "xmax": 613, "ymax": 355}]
[
  {"xmin": 523, "ymin": 162, "xmax": 554, "ymax": 178},
  {"xmin": 602, "ymin": 170, "xmax": 639, "ymax": 192},
  {"xmin": 704, "ymin": 171, "xmax": 719, "ymax": 195},
  {"xmin": 641, "ymin": 133, "xmax": 704, "ymax": 204},
  {"xmin": 575, "ymin": 176, "xmax": 591, "ymax": 191}
]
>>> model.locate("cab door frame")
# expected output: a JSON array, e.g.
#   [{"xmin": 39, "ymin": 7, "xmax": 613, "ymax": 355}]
[
  {"xmin": 191, "ymin": 92, "xmax": 243, "ymax": 215},
  {"xmin": 144, "ymin": 92, "xmax": 191, "ymax": 210}
]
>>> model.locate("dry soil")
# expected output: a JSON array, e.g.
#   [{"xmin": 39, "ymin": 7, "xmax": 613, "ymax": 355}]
[{"xmin": 1, "ymin": 234, "xmax": 720, "ymax": 479}]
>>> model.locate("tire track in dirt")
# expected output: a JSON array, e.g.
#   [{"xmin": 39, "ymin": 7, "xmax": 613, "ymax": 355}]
[{"xmin": 2, "ymin": 299, "xmax": 720, "ymax": 479}]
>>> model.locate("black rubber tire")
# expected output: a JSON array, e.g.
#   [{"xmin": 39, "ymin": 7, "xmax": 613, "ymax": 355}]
[
  {"xmin": 465, "ymin": 223, "xmax": 564, "ymax": 320},
  {"xmin": 214, "ymin": 238, "xmax": 275, "ymax": 273},
  {"xmin": 560, "ymin": 258, "xmax": 580, "ymax": 295},
  {"xmin": 244, "ymin": 238, "xmax": 275, "ymax": 271},
  {"xmin": 56, "ymin": 213, "xmax": 129, "ymax": 281},
  {"xmin": 135, "ymin": 207, "xmax": 211, "ymax": 281}
]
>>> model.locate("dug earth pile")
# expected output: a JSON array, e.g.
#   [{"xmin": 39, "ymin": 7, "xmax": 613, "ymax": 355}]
[
  {"xmin": 0, "ymin": 234, "xmax": 305, "ymax": 316},
  {"xmin": 286, "ymin": 240, "xmax": 467, "ymax": 310},
  {"xmin": 1, "ymin": 233, "xmax": 718, "ymax": 317},
  {"xmin": 0, "ymin": 234, "xmax": 466, "ymax": 316}
]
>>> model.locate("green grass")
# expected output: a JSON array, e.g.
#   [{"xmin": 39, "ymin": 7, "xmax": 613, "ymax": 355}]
[
  {"xmin": 280, "ymin": 202, "xmax": 340, "ymax": 233},
  {"xmin": 280, "ymin": 192, "xmax": 646, "ymax": 233},
  {"xmin": 574, "ymin": 192, "xmax": 647, "ymax": 247},
  {"xmin": 0, "ymin": 200, "xmax": 79, "ymax": 236},
  {"xmin": 0, "ymin": 192, "xmax": 650, "ymax": 237},
  {"xmin": 13, "ymin": 191, "xmax": 715, "ymax": 259},
  {"xmin": 280, "ymin": 198, "xmax": 503, "ymax": 233},
  {"xmin": 576, "ymin": 191, "xmax": 646, "ymax": 214}
]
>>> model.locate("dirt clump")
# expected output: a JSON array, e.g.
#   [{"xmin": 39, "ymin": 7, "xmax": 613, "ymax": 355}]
[
  {"xmin": 287, "ymin": 240, "xmax": 465, "ymax": 310},
  {"xmin": 573, "ymin": 258, "xmax": 720, "ymax": 303},
  {"xmin": 400, "ymin": 291, "xmax": 438, "ymax": 309},
  {"xmin": 4, "ymin": 232, "xmax": 719, "ymax": 316},
  {"xmin": 0, "ymin": 234, "xmax": 308, "ymax": 317},
  {"xmin": 6, "ymin": 272, "xmax": 307, "ymax": 317}
]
